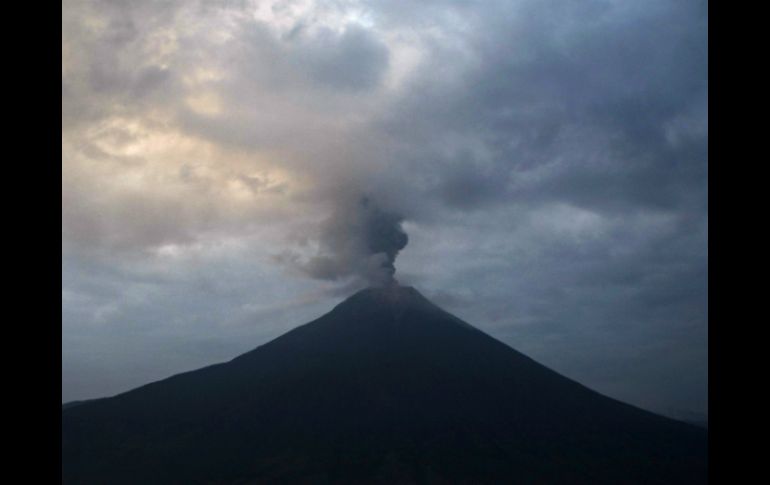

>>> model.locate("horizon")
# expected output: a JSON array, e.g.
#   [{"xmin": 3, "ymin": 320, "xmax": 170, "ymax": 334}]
[{"xmin": 62, "ymin": 283, "xmax": 707, "ymax": 424}]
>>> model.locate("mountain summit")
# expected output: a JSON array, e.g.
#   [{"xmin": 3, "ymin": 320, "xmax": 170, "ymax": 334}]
[{"xmin": 62, "ymin": 286, "xmax": 707, "ymax": 484}]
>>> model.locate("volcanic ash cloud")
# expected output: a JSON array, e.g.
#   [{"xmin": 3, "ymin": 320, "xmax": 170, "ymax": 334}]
[{"xmin": 292, "ymin": 195, "xmax": 409, "ymax": 287}]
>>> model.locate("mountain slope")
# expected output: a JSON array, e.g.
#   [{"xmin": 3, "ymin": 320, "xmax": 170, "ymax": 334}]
[{"xmin": 62, "ymin": 286, "xmax": 707, "ymax": 484}]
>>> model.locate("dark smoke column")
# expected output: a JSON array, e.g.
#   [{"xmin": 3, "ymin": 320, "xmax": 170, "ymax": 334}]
[
  {"xmin": 291, "ymin": 193, "xmax": 411, "ymax": 287},
  {"xmin": 360, "ymin": 196, "xmax": 409, "ymax": 285}
]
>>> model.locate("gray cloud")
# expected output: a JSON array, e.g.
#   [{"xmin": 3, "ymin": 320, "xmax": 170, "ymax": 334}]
[
  {"xmin": 292, "ymin": 25, "xmax": 390, "ymax": 91},
  {"xmin": 370, "ymin": 0, "xmax": 707, "ymax": 217},
  {"xmin": 279, "ymin": 194, "xmax": 408, "ymax": 286},
  {"xmin": 62, "ymin": 0, "xmax": 707, "ymax": 419}
]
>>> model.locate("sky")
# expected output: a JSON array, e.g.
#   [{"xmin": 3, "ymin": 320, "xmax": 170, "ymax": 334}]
[{"xmin": 62, "ymin": 0, "xmax": 708, "ymax": 421}]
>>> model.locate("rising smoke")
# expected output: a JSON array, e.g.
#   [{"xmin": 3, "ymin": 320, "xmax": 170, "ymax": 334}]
[{"xmin": 295, "ymin": 195, "xmax": 409, "ymax": 287}]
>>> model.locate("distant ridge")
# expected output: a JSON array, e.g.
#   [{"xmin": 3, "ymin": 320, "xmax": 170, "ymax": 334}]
[
  {"xmin": 62, "ymin": 399, "xmax": 101, "ymax": 410},
  {"xmin": 63, "ymin": 285, "xmax": 707, "ymax": 484},
  {"xmin": 61, "ymin": 401, "xmax": 87, "ymax": 410}
]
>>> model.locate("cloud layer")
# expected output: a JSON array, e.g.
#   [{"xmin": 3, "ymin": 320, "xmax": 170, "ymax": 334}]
[{"xmin": 63, "ymin": 0, "xmax": 707, "ymax": 420}]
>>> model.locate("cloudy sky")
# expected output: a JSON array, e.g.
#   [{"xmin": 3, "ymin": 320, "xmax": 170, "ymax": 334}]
[{"xmin": 62, "ymin": 0, "xmax": 708, "ymax": 420}]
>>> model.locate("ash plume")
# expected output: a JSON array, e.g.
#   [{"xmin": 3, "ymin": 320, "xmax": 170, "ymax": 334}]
[{"xmin": 296, "ymin": 195, "xmax": 409, "ymax": 287}]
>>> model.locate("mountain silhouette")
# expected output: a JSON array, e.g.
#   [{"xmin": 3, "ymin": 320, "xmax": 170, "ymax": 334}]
[{"xmin": 62, "ymin": 285, "xmax": 707, "ymax": 484}]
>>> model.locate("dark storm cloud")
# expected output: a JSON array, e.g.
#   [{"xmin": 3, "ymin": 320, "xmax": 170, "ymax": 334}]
[{"xmin": 369, "ymin": 0, "xmax": 707, "ymax": 217}]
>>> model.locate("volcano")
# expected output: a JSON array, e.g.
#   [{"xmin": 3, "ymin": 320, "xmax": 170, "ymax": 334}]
[{"xmin": 62, "ymin": 286, "xmax": 707, "ymax": 484}]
